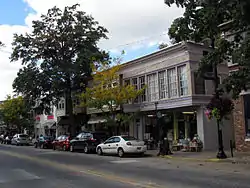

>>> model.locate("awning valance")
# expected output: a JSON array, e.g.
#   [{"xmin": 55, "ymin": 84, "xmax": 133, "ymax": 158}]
[{"xmin": 87, "ymin": 118, "xmax": 107, "ymax": 124}]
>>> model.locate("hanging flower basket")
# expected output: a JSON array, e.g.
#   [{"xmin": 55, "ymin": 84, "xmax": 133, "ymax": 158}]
[{"xmin": 205, "ymin": 96, "xmax": 234, "ymax": 121}]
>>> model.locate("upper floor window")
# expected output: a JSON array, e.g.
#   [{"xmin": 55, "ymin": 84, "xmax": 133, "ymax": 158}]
[
  {"xmin": 178, "ymin": 65, "xmax": 188, "ymax": 96},
  {"xmin": 132, "ymin": 78, "xmax": 139, "ymax": 103},
  {"xmin": 167, "ymin": 68, "xmax": 177, "ymax": 98},
  {"xmin": 194, "ymin": 72, "xmax": 205, "ymax": 94},
  {"xmin": 139, "ymin": 76, "xmax": 146, "ymax": 102},
  {"xmin": 158, "ymin": 71, "xmax": 168, "ymax": 99},
  {"xmin": 147, "ymin": 73, "xmax": 158, "ymax": 102},
  {"xmin": 124, "ymin": 79, "xmax": 130, "ymax": 86}
]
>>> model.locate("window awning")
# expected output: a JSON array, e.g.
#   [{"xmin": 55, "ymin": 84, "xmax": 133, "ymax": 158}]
[
  {"xmin": 87, "ymin": 118, "xmax": 107, "ymax": 124},
  {"xmin": 43, "ymin": 121, "xmax": 56, "ymax": 129}
]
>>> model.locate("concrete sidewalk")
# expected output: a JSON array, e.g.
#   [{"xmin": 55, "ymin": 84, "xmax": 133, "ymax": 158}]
[{"xmin": 146, "ymin": 149, "xmax": 250, "ymax": 164}]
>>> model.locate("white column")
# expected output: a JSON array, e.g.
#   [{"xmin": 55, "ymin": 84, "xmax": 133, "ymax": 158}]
[
  {"xmin": 196, "ymin": 106, "xmax": 217, "ymax": 150},
  {"xmin": 138, "ymin": 116, "xmax": 145, "ymax": 140}
]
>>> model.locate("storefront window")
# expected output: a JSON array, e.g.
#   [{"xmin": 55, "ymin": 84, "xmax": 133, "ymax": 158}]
[
  {"xmin": 167, "ymin": 68, "xmax": 177, "ymax": 98},
  {"xmin": 243, "ymin": 94, "xmax": 250, "ymax": 138}
]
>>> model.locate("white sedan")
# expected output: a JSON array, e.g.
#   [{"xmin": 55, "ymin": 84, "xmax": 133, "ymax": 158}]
[{"xmin": 96, "ymin": 136, "xmax": 147, "ymax": 157}]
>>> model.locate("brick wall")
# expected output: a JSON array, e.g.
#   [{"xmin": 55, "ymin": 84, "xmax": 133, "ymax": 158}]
[{"xmin": 233, "ymin": 96, "xmax": 250, "ymax": 152}]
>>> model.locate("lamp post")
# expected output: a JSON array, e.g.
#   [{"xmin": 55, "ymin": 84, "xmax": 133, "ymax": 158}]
[
  {"xmin": 154, "ymin": 102, "xmax": 159, "ymax": 142},
  {"xmin": 213, "ymin": 58, "xmax": 227, "ymax": 159}
]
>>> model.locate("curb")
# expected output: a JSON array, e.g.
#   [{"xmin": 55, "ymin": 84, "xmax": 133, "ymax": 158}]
[{"xmin": 158, "ymin": 155, "xmax": 235, "ymax": 163}]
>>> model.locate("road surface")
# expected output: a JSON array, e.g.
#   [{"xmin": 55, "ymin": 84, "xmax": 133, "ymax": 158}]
[{"xmin": 0, "ymin": 144, "xmax": 250, "ymax": 188}]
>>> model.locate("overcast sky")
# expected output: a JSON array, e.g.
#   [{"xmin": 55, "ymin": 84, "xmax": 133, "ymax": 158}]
[{"xmin": 0, "ymin": 0, "xmax": 184, "ymax": 100}]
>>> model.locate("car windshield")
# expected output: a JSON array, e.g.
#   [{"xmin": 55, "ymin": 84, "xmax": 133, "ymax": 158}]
[
  {"xmin": 122, "ymin": 136, "xmax": 137, "ymax": 141},
  {"xmin": 19, "ymin": 134, "xmax": 28, "ymax": 138}
]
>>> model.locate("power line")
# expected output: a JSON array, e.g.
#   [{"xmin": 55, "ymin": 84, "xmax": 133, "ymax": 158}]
[{"xmin": 0, "ymin": 31, "xmax": 169, "ymax": 54}]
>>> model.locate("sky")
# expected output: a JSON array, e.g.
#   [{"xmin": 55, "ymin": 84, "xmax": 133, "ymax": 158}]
[{"xmin": 0, "ymin": 0, "xmax": 184, "ymax": 100}]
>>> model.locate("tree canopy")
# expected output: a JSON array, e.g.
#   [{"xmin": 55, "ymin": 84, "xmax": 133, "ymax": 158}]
[
  {"xmin": 166, "ymin": 0, "xmax": 250, "ymax": 99},
  {"xmin": 80, "ymin": 58, "xmax": 145, "ymax": 127},
  {"xmin": 10, "ymin": 4, "xmax": 109, "ymax": 135},
  {"xmin": 0, "ymin": 96, "xmax": 34, "ymax": 132}
]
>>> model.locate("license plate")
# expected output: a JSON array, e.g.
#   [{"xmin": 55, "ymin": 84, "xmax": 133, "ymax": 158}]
[{"xmin": 137, "ymin": 147, "xmax": 141, "ymax": 150}]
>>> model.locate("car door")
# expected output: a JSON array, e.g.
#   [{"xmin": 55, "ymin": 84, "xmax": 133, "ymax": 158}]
[
  {"xmin": 102, "ymin": 137, "xmax": 114, "ymax": 154},
  {"xmin": 54, "ymin": 136, "xmax": 61, "ymax": 149},
  {"xmin": 12, "ymin": 135, "xmax": 17, "ymax": 144},
  {"xmin": 59, "ymin": 135, "xmax": 66, "ymax": 149},
  {"xmin": 72, "ymin": 133, "xmax": 83, "ymax": 150},
  {"xmin": 110, "ymin": 137, "xmax": 121, "ymax": 154}
]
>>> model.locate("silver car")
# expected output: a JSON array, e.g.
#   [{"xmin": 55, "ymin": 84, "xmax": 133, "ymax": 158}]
[{"xmin": 11, "ymin": 134, "xmax": 29, "ymax": 146}]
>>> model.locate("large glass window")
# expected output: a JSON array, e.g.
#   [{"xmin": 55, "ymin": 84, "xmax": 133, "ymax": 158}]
[
  {"xmin": 158, "ymin": 71, "xmax": 168, "ymax": 99},
  {"xmin": 178, "ymin": 65, "xmax": 188, "ymax": 96},
  {"xmin": 243, "ymin": 94, "xmax": 250, "ymax": 138},
  {"xmin": 139, "ymin": 76, "xmax": 146, "ymax": 102},
  {"xmin": 147, "ymin": 73, "xmax": 158, "ymax": 102},
  {"xmin": 167, "ymin": 68, "xmax": 177, "ymax": 98},
  {"xmin": 132, "ymin": 78, "xmax": 139, "ymax": 103}
]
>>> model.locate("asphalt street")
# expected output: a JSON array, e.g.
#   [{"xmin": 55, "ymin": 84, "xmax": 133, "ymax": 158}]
[{"xmin": 0, "ymin": 145, "xmax": 250, "ymax": 188}]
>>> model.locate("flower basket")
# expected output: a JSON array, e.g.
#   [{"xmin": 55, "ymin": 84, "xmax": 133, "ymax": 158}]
[{"xmin": 205, "ymin": 96, "xmax": 234, "ymax": 121}]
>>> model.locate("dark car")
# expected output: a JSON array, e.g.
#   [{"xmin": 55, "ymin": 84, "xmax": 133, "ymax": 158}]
[
  {"xmin": 69, "ymin": 132, "xmax": 107, "ymax": 153},
  {"xmin": 34, "ymin": 136, "xmax": 54, "ymax": 149},
  {"xmin": 52, "ymin": 135, "xmax": 71, "ymax": 151}
]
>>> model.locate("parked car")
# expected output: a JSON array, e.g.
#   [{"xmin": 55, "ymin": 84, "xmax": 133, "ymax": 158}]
[
  {"xmin": 52, "ymin": 135, "xmax": 71, "ymax": 151},
  {"xmin": 69, "ymin": 131, "xmax": 107, "ymax": 153},
  {"xmin": 3, "ymin": 135, "xmax": 12, "ymax": 144},
  {"xmin": 34, "ymin": 136, "xmax": 54, "ymax": 149},
  {"xmin": 11, "ymin": 134, "xmax": 29, "ymax": 146},
  {"xmin": 96, "ymin": 136, "xmax": 147, "ymax": 157}
]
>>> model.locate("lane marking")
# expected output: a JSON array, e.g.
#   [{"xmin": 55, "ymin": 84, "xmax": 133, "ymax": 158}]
[
  {"xmin": 0, "ymin": 150, "xmax": 163, "ymax": 188},
  {"xmin": 110, "ymin": 160, "xmax": 138, "ymax": 164}
]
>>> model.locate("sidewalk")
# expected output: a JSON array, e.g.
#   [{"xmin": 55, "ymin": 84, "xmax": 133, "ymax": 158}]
[{"xmin": 146, "ymin": 149, "xmax": 250, "ymax": 164}]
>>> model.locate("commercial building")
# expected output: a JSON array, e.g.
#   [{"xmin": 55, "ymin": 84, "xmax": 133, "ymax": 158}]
[{"xmin": 87, "ymin": 41, "xmax": 233, "ymax": 151}]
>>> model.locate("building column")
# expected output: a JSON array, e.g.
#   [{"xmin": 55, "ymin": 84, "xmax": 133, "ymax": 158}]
[
  {"xmin": 173, "ymin": 112, "xmax": 178, "ymax": 141},
  {"xmin": 196, "ymin": 106, "xmax": 217, "ymax": 150},
  {"xmin": 184, "ymin": 115, "xmax": 190, "ymax": 139}
]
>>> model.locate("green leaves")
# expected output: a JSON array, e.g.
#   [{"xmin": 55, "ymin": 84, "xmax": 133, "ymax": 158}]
[
  {"xmin": 11, "ymin": 4, "xmax": 109, "ymax": 129},
  {"xmin": 0, "ymin": 96, "xmax": 34, "ymax": 131}
]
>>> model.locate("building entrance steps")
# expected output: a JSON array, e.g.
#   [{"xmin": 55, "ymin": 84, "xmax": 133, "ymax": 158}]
[{"xmin": 146, "ymin": 149, "xmax": 250, "ymax": 164}]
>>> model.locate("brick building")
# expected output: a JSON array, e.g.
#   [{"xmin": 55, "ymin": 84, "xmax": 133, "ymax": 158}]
[{"xmin": 220, "ymin": 21, "xmax": 250, "ymax": 151}]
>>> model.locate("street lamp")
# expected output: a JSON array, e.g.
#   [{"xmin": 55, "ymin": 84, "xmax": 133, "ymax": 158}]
[{"xmin": 213, "ymin": 64, "xmax": 227, "ymax": 159}]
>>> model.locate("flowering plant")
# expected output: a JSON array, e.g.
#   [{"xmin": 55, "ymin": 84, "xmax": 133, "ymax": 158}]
[{"xmin": 205, "ymin": 96, "xmax": 234, "ymax": 121}]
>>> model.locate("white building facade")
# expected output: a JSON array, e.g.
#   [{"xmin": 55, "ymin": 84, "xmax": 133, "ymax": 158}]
[{"xmin": 88, "ymin": 41, "xmax": 233, "ymax": 151}]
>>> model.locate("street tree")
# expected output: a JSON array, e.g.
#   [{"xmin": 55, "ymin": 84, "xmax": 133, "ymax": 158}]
[
  {"xmin": 80, "ymin": 59, "xmax": 145, "ymax": 134},
  {"xmin": 158, "ymin": 43, "xmax": 168, "ymax": 49},
  {"xmin": 165, "ymin": 0, "xmax": 245, "ymax": 158},
  {"xmin": 10, "ymin": 4, "xmax": 109, "ymax": 136},
  {"xmin": 0, "ymin": 96, "xmax": 34, "ymax": 133}
]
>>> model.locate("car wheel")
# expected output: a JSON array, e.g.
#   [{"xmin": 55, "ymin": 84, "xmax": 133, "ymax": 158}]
[
  {"xmin": 84, "ymin": 145, "xmax": 89, "ymax": 154},
  {"xmin": 97, "ymin": 147, "xmax": 103, "ymax": 156},
  {"xmin": 70, "ymin": 145, "xmax": 74, "ymax": 152},
  {"xmin": 118, "ymin": 148, "xmax": 124, "ymax": 158},
  {"xmin": 63, "ymin": 145, "xmax": 67, "ymax": 151}
]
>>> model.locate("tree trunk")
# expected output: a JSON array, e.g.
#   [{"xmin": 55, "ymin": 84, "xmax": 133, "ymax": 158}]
[{"xmin": 65, "ymin": 89, "xmax": 76, "ymax": 137}]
